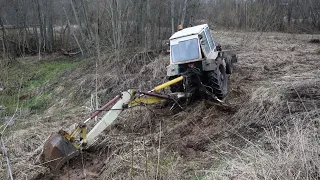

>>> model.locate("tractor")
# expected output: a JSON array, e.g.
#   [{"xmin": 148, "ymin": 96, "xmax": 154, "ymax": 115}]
[
  {"xmin": 40, "ymin": 24, "xmax": 237, "ymax": 170},
  {"xmin": 167, "ymin": 24, "xmax": 237, "ymax": 101}
]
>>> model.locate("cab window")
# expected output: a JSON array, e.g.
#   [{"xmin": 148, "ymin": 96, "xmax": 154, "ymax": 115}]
[
  {"xmin": 205, "ymin": 27, "xmax": 215, "ymax": 51},
  {"xmin": 171, "ymin": 38, "xmax": 200, "ymax": 63},
  {"xmin": 200, "ymin": 31, "xmax": 211, "ymax": 56}
]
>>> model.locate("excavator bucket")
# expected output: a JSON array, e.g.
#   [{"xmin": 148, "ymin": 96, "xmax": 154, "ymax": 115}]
[{"xmin": 41, "ymin": 133, "xmax": 79, "ymax": 170}]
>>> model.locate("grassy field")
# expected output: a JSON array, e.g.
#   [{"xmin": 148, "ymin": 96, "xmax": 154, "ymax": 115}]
[
  {"xmin": 0, "ymin": 31, "xmax": 319, "ymax": 180},
  {"xmin": 0, "ymin": 58, "xmax": 83, "ymax": 116}
]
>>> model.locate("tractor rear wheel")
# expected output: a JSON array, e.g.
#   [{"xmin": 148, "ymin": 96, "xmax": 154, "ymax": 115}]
[{"xmin": 206, "ymin": 65, "xmax": 228, "ymax": 100}]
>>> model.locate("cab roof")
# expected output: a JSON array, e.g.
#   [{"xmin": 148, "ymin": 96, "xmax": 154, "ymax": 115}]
[{"xmin": 169, "ymin": 24, "xmax": 208, "ymax": 40}]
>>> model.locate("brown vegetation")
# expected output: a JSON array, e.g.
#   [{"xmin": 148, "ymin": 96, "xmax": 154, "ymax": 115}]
[{"xmin": 0, "ymin": 30, "xmax": 318, "ymax": 179}]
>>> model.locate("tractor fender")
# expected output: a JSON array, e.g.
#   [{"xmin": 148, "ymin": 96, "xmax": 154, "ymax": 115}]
[
  {"xmin": 222, "ymin": 50, "xmax": 237, "ymax": 63},
  {"xmin": 202, "ymin": 57, "xmax": 223, "ymax": 72}
]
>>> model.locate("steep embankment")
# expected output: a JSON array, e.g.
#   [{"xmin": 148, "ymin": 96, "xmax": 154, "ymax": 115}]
[{"xmin": 1, "ymin": 31, "xmax": 319, "ymax": 180}]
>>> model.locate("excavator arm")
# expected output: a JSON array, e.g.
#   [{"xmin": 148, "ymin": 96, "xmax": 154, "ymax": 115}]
[
  {"xmin": 41, "ymin": 76, "xmax": 183, "ymax": 170},
  {"xmin": 85, "ymin": 90, "xmax": 169, "ymax": 147}
]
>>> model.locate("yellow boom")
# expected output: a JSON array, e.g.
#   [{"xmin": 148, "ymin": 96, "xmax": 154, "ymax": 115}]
[{"xmin": 153, "ymin": 76, "xmax": 183, "ymax": 91}]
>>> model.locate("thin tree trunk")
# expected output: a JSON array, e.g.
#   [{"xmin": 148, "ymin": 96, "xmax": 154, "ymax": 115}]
[
  {"xmin": 43, "ymin": 0, "xmax": 47, "ymax": 52},
  {"xmin": 69, "ymin": 0, "xmax": 86, "ymax": 43},
  {"xmin": 171, "ymin": 0, "xmax": 175, "ymax": 34},
  {"xmin": 158, "ymin": 1, "xmax": 162, "ymax": 50},
  {"xmin": 36, "ymin": 0, "xmax": 43, "ymax": 58},
  {"xmin": 0, "ymin": 15, "xmax": 7, "ymax": 60},
  {"xmin": 287, "ymin": 2, "xmax": 293, "ymax": 26},
  {"xmin": 146, "ymin": 0, "xmax": 151, "ymax": 49},
  {"xmin": 180, "ymin": 0, "xmax": 188, "ymax": 27},
  {"xmin": 47, "ymin": 0, "xmax": 54, "ymax": 53},
  {"xmin": 60, "ymin": 0, "xmax": 84, "ymax": 55},
  {"xmin": 80, "ymin": 0, "xmax": 92, "ymax": 39}
]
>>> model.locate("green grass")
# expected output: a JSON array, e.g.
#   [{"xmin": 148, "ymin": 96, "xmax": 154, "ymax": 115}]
[
  {"xmin": 28, "ymin": 61, "xmax": 79, "ymax": 87},
  {"xmin": 0, "ymin": 59, "xmax": 82, "ymax": 116}
]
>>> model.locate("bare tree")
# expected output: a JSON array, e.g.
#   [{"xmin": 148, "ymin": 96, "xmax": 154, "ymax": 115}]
[
  {"xmin": 60, "ymin": 0, "xmax": 83, "ymax": 55},
  {"xmin": 180, "ymin": 0, "xmax": 188, "ymax": 27},
  {"xmin": 171, "ymin": 0, "xmax": 175, "ymax": 34},
  {"xmin": 0, "ymin": 0, "xmax": 319, "ymax": 61}
]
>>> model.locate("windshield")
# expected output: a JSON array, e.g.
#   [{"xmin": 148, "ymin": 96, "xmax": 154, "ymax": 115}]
[{"xmin": 171, "ymin": 38, "xmax": 200, "ymax": 63}]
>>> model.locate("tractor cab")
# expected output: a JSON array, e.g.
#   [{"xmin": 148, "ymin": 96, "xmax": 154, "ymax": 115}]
[
  {"xmin": 167, "ymin": 24, "xmax": 238, "ymax": 100},
  {"xmin": 169, "ymin": 24, "xmax": 218, "ymax": 65}
]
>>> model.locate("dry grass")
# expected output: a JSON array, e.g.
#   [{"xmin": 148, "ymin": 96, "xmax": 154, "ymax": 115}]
[
  {"xmin": 0, "ymin": 107, "xmax": 90, "ymax": 179},
  {"xmin": 1, "ymin": 31, "xmax": 320, "ymax": 180},
  {"xmin": 206, "ymin": 75, "xmax": 320, "ymax": 180}
]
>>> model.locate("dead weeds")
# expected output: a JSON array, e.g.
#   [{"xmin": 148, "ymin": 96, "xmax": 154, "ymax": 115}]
[{"xmin": 1, "ymin": 31, "xmax": 320, "ymax": 180}]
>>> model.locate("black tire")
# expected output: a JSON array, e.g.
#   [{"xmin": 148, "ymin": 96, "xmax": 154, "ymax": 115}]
[
  {"xmin": 225, "ymin": 55, "xmax": 233, "ymax": 74},
  {"xmin": 168, "ymin": 76, "xmax": 184, "ymax": 93},
  {"xmin": 206, "ymin": 65, "xmax": 228, "ymax": 100}
]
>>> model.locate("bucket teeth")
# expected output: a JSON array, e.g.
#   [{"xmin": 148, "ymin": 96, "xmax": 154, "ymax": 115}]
[{"xmin": 41, "ymin": 133, "xmax": 79, "ymax": 170}]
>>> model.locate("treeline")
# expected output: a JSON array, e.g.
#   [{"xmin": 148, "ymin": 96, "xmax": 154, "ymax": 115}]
[
  {"xmin": 0, "ymin": 0, "xmax": 319, "ymax": 60},
  {"xmin": 207, "ymin": 0, "xmax": 320, "ymax": 32}
]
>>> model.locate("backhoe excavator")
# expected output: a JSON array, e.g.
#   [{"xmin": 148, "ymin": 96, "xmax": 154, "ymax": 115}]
[{"xmin": 41, "ymin": 24, "xmax": 237, "ymax": 170}]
